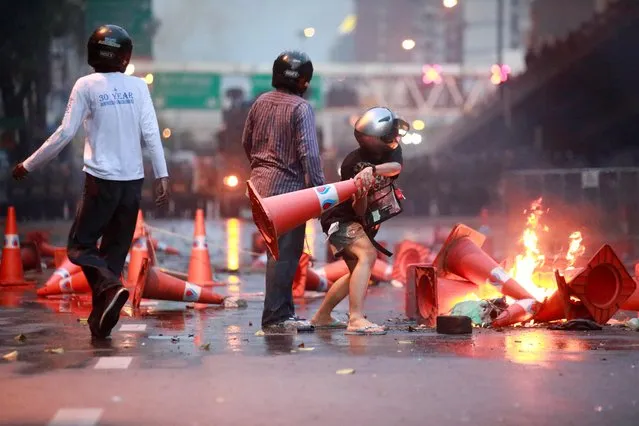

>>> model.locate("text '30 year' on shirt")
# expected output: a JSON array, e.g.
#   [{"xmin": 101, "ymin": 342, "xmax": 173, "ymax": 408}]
[
  {"xmin": 23, "ymin": 72, "xmax": 168, "ymax": 181},
  {"xmin": 242, "ymin": 90, "xmax": 325, "ymax": 197}
]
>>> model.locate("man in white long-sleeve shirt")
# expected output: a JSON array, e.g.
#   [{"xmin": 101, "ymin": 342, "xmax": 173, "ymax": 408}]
[{"xmin": 12, "ymin": 24, "xmax": 170, "ymax": 340}]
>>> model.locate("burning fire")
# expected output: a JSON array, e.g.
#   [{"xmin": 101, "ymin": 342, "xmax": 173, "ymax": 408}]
[
  {"xmin": 566, "ymin": 231, "xmax": 585, "ymax": 267},
  {"xmin": 449, "ymin": 198, "xmax": 586, "ymax": 309},
  {"xmin": 508, "ymin": 198, "xmax": 549, "ymax": 301},
  {"xmin": 508, "ymin": 198, "xmax": 585, "ymax": 302}
]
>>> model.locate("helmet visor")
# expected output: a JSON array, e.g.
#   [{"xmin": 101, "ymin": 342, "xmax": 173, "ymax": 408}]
[{"xmin": 380, "ymin": 118, "xmax": 410, "ymax": 144}]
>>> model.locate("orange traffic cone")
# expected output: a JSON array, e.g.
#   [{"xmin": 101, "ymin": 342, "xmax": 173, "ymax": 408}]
[
  {"xmin": 371, "ymin": 259, "xmax": 393, "ymax": 282},
  {"xmin": 132, "ymin": 258, "xmax": 226, "ymax": 308},
  {"xmin": 36, "ymin": 269, "xmax": 90, "ymax": 296},
  {"xmin": 433, "ymin": 224, "xmax": 535, "ymax": 301},
  {"xmin": 132, "ymin": 210, "xmax": 145, "ymax": 242},
  {"xmin": 405, "ymin": 264, "xmax": 478, "ymax": 326},
  {"xmin": 247, "ymin": 178, "xmax": 364, "ymax": 260},
  {"xmin": 306, "ymin": 267, "xmax": 332, "ymax": 292},
  {"xmin": 187, "ymin": 209, "xmax": 221, "ymax": 287},
  {"xmin": 127, "ymin": 226, "xmax": 154, "ymax": 287},
  {"xmin": 39, "ymin": 242, "xmax": 63, "ymax": 258},
  {"xmin": 19, "ymin": 241, "xmax": 43, "ymax": 272},
  {"xmin": 53, "ymin": 247, "xmax": 68, "ymax": 268},
  {"xmin": 292, "ymin": 252, "xmax": 312, "ymax": 298},
  {"xmin": 314, "ymin": 260, "xmax": 350, "ymax": 282},
  {"xmin": 492, "ymin": 299, "xmax": 541, "ymax": 327},
  {"xmin": 392, "ymin": 240, "xmax": 430, "ymax": 286},
  {"xmin": 565, "ymin": 244, "xmax": 636, "ymax": 324},
  {"xmin": 151, "ymin": 238, "xmax": 180, "ymax": 255},
  {"xmin": 0, "ymin": 206, "xmax": 36, "ymax": 286},
  {"xmin": 533, "ymin": 270, "xmax": 590, "ymax": 323}
]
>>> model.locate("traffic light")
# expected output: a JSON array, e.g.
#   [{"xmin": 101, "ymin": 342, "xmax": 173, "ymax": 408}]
[
  {"xmin": 422, "ymin": 64, "xmax": 443, "ymax": 85},
  {"xmin": 490, "ymin": 64, "xmax": 511, "ymax": 85}
]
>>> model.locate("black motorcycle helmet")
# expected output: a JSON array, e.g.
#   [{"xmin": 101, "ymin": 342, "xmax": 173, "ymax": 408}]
[
  {"xmin": 87, "ymin": 24, "xmax": 133, "ymax": 73},
  {"xmin": 271, "ymin": 50, "xmax": 313, "ymax": 96}
]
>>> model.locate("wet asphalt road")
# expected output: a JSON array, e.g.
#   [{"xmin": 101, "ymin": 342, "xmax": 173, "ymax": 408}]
[
  {"xmin": 2, "ymin": 219, "xmax": 639, "ymax": 425},
  {"xmin": 2, "ymin": 274, "xmax": 639, "ymax": 426}
]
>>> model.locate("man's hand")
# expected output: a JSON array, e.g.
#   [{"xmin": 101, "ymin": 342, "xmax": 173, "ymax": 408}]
[
  {"xmin": 354, "ymin": 166, "xmax": 374, "ymax": 198},
  {"xmin": 154, "ymin": 177, "xmax": 170, "ymax": 207},
  {"xmin": 12, "ymin": 163, "xmax": 28, "ymax": 181}
]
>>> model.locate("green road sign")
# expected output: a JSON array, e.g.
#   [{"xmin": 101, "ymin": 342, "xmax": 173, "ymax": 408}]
[
  {"xmin": 152, "ymin": 72, "xmax": 221, "ymax": 110},
  {"xmin": 250, "ymin": 74, "xmax": 324, "ymax": 109},
  {"xmin": 250, "ymin": 74, "xmax": 273, "ymax": 99},
  {"xmin": 86, "ymin": 0, "xmax": 154, "ymax": 58}
]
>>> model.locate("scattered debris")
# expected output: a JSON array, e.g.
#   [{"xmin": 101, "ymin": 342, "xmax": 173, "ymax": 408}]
[
  {"xmin": 626, "ymin": 318, "xmax": 639, "ymax": 331},
  {"xmin": 298, "ymin": 347, "xmax": 315, "ymax": 352},
  {"xmin": 78, "ymin": 318, "xmax": 89, "ymax": 325},
  {"xmin": 2, "ymin": 351, "xmax": 18, "ymax": 361},
  {"xmin": 249, "ymin": 321, "xmax": 253, "ymax": 327},
  {"xmin": 170, "ymin": 336, "xmax": 180, "ymax": 343},
  {"xmin": 397, "ymin": 340, "xmax": 413, "ymax": 345},
  {"xmin": 45, "ymin": 347, "xmax": 64, "ymax": 354},
  {"xmin": 336, "ymin": 368, "xmax": 355, "ymax": 375},
  {"xmin": 14, "ymin": 334, "xmax": 26, "ymax": 342},
  {"xmin": 200, "ymin": 343, "xmax": 211, "ymax": 351},
  {"xmin": 298, "ymin": 343, "xmax": 305, "ymax": 348},
  {"xmin": 255, "ymin": 330, "xmax": 265, "ymax": 336},
  {"xmin": 548, "ymin": 319, "xmax": 602, "ymax": 331}
]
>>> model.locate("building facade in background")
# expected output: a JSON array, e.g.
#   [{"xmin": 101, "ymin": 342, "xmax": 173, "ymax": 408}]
[{"xmin": 349, "ymin": 0, "xmax": 531, "ymax": 71}]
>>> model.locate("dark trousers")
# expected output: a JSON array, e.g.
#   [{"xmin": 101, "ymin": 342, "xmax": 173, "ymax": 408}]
[
  {"xmin": 261, "ymin": 224, "xmax": 306, "ymax": 327},
  {"xmin": 67, "ymin": 173, "xmax": 143, "ymax": 299}
]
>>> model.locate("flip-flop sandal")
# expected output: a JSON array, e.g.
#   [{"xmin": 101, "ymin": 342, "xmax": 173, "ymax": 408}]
[
  {"xmin": 312, "ymin": 319, "xmax": 348, "ymax": 329},
  {"xmin": 344, "ymin": 324, "xmax": 387, "ymax": 335}
]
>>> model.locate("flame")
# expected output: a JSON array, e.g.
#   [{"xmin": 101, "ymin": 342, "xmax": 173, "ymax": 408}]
[
  {"xmin": 450, "ymin": 198, "xmax": 587, "ymax": 311},
  {"xmin": 508, "ymin": 198, "xmax": 549, "ymax": 301},
  {"xmin": 565, "ymin": 231, "xmax": 585, "ymax": 267},
  {"xmin": 507, "ymin": 198, "xmax": 586, "ymax": 302}
]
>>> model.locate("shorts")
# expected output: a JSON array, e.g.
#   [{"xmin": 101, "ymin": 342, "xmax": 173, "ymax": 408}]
[{"xmin": 327, "ymin": 221, "xmax": 368, "ymax": 258}]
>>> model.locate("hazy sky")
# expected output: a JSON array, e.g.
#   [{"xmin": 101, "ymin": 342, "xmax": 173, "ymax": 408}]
[{"xmin": 153, "ymin": 0, "xmax": 354, "ymax": 64}]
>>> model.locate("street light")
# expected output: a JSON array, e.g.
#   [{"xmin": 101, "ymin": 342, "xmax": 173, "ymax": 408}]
[
  {"xmin": 223, "ymin": 175, "xmax": 239, "ymax": 188},
  {"xmin": 303, "ymin": 27, "xmax": 315, "ymax": 38},
  {"xmin": 401, "ymin": 39, "xmax": 416, "ymax": 50},
  {"xmin": 443, "ymin": 0, "xmax": 458, "ymax": 8},
  {"xmin": 124, "ymin": 63, "xmax": 135, "ymax": 75}
]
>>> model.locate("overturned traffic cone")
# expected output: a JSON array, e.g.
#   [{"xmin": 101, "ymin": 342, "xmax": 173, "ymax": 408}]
[
  {"xmin": 19, "ymin": 241, "xmax": 43, "ymax": 272},
  {"xmin": 133, "ymin": 258, "xmax": 242, "ymax": 309},
  {"xmin": 371, "ymin": 259, "xmax": 393, "ymax": 282},
  {"xmin": 434, "ymin": 224, "xmax": 535, "ymax": 301},
  {"xmin": 292, "ymin": 252, "xmax": 312, "ymax": 298},
  {"xmin": 151, "ymin": 238, "xmax": 180, "ymax": 256},
  {"xmin": 37, "ymin": 269, "xmax": 90, "ymax": 296},
  {"xmin": 306, "ymin": 267, "xmax": 332, "ymax": 292},
  {"xmin": 405, "ymin": 264, "xmax": 478, "ymax": 326},
  {"xmin": 564, "ymin": 244, "xmax": 636, "ymax": 324},
  {"xmin": 0, "ymin": 207, "xmax": 36, "ymax": 286},
  {"xmin": 53, "ymin": 247, "xmax": 68, "ymax": 268},
  {"xmin": 187, "ymin": 209, "xmax": 221, "ymax": 287},
  {"xmin": 492, "ymin": 299, "xmax": 541, "ymax": 327},
  {"xmin": 533, "ymin": 270, "xmax": 590, "ymax": 323},
  {"xmin": 247, "ymin": 178, "xmax": 364, "ymax": 260},
  {"xmin": 392, "ymin": 240, "xmax": 430, "ymax": 286}
]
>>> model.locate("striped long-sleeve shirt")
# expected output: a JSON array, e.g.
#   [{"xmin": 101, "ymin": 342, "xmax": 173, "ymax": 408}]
[{"xmin": 242, "ymin": 90, "xmax": 325, "ymax": 197}]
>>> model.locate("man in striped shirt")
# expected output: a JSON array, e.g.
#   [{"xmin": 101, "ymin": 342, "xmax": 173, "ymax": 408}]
[{"xmin": 242, "ymin": 50, "xmax": 325, "ymax": 333}]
